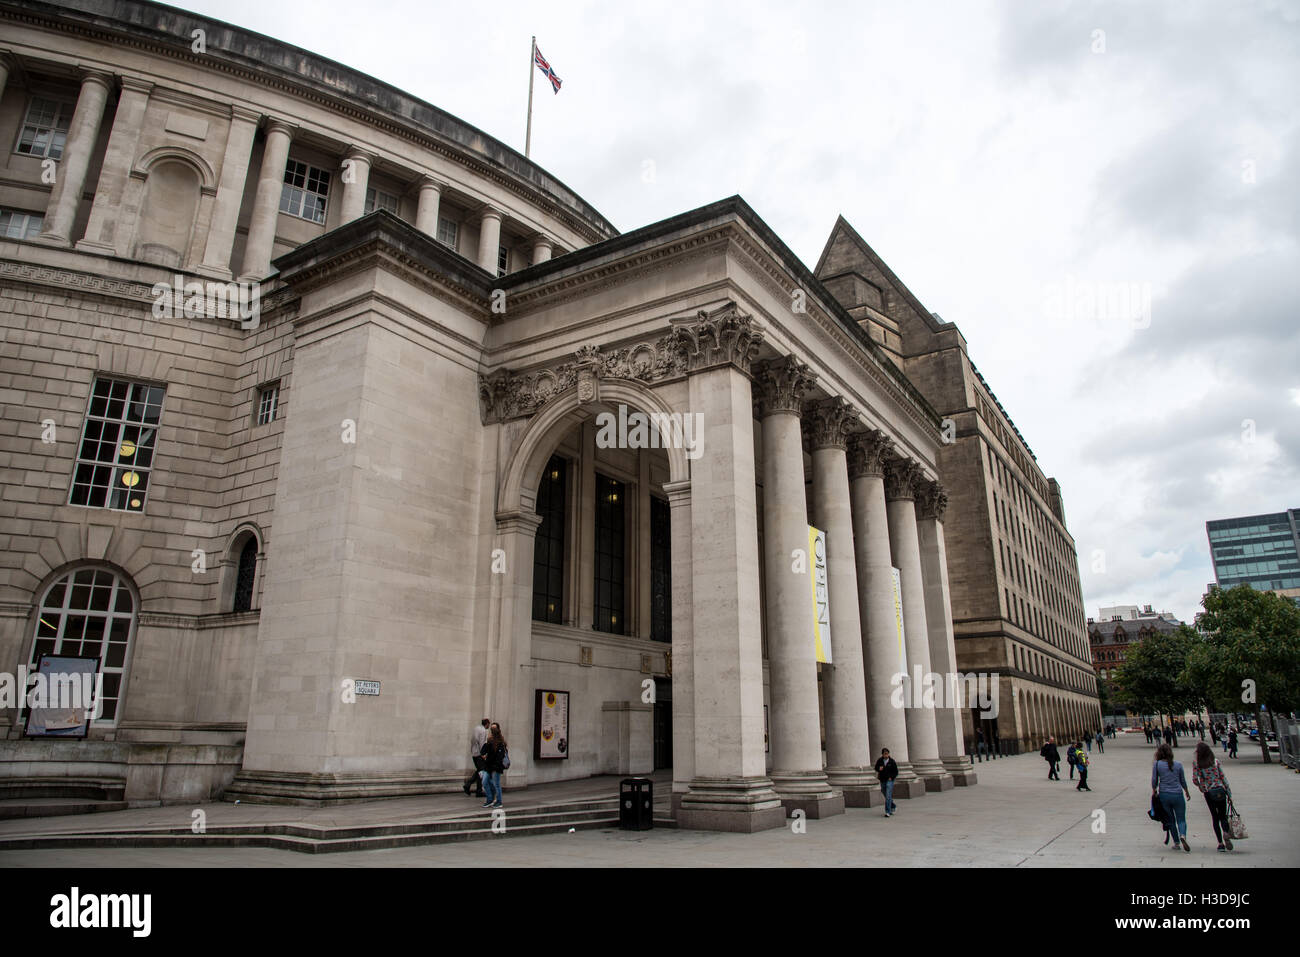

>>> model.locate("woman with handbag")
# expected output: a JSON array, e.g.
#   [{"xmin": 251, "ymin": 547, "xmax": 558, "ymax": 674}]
[
  {"xmin": 1191, "ymin": 741, "xmax": 1233, "ymax": 851},
  {"xmin": 1152, "ymin": 743, "xmax": 1192, "ymax": 852},
  {"xmin": 479, "ymin": 722, "xmax": 509, "ymax": 809}
]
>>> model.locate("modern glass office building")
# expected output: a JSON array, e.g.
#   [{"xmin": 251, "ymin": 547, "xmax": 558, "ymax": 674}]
[{"xmin": 1206, "ymin": 509, "xmax": 1300, "ymax": 604}]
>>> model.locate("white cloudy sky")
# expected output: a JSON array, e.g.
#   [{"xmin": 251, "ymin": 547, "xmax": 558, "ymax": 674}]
[{"xmin": 184, "ymin": 0, "xmax": 1300, "ymax": 623}]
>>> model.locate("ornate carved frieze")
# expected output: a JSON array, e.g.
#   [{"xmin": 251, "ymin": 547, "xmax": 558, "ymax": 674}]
[
  {"xmin": 847, "ymin": 429, "xmax": 892, "ymax": 479},
  {"xmin": 916, "ymin": 479, "xmax": 949, "ymax": 522},
  {"xmin": 753, "ymin": 354, "xmax": 817, "ymax": 418},
  {"xmin": 803, "ymin": 396, "xmax": 858, "ymax": 451},
  {"xmin": 883, "ymin": 456, "xmax": 923, "ymax": 502},
  {"xmin": 478, "ymin": 303, "xmax": 762, "ymax": 424}
]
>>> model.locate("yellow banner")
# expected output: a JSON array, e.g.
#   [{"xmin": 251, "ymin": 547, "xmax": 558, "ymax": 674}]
[{"xmin": 809, "ymin": 526, "xmax": 832, "ymax": 663}]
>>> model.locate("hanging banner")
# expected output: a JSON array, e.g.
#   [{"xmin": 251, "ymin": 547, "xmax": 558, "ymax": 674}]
[
  {"xmin": 891, "ymin": 567, "xmax": 908, "ymax": 677},
  {"xmin": 809, "ymin": 526, "xmax": 832, "ymax": 663}
]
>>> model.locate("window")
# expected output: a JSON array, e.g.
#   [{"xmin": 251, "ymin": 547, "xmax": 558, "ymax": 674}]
[
  {"xmin": 593, "ymin": 474, "xmax": 626, "ymax": 634},
  {"xmin": 364, "ymin": 187, "xmax": 399, "ymax": 215},
  {"xmin": 28, "ymin": 567, "xmax": 135, "ymax": 723},
  {"xmin": 0, "ymin": 208, "xmax": 44, "ymax": 239},
  {"xmin": 233, "ymin": 538, "xmax": 259, "ymax": 612},
  {"xmin": 256, "ymin": 382, "xmax": 280, "ymax": 426},
  {"xmin": 532, "ymin": 455, "xmax": 567, "ymax": 624},
  {"xmin": 497, "ymin": 244, "xmax": 509, "ymax": 278},
  {"xmin": 70, "ymin": 377, "xmax": 164, "ymax": 512},
  {"xmin": 16, "ymin": 96, "xmax": 73, "ymax": 160},
  {"xmin": 436, "ymin": 216, "xmax": 459, "ymax": 250},
  {"xmin": 279, "ymin": 159, "xmax": 330, "ymax": 223},
  {"xmin": 650, "ymin": 496, "xmax": 671, "ymax": 642}
]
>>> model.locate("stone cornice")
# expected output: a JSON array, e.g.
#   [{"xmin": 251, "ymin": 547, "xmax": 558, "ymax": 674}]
[
  {"xmin": 847, "ymin": 429, "xmax": 892, "ymax": 479},
  {"xmin": 752, "ymin": 354, "xmax": 816, "ymax": 418}
]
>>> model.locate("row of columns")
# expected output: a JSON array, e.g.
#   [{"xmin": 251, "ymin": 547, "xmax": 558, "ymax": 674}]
[
  {"xmin": 1018, "ymin": 685, "xmax": 1104, "ymax": 750},
  {"xmin": 5, "ymin": 61, "xmax": 558, "ymax": 279}
]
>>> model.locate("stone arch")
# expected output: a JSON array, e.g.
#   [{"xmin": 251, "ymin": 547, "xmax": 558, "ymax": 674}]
[
  {"xmin": 219, "ymin": 523, "xmax": 265, "ymax": 613},
  {"xmin": 132, "ymin": 148, "xmax": 214, "ymax": 267},
  {"xmin": 497, "ymin": 378, "xmax": 692, "ymax": 518}
]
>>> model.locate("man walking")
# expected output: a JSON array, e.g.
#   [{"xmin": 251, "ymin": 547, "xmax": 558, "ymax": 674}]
[
  {"xmin": 1096, "ymin": 730, "xmax": 1104, "ymax": 754},
  {"xmin": 1228, "ymin": 727, "xmax": 1238, "ymax": 759},
  {"xmin": 1075, "ymin": 742, "xmax": 1092, "ymax": 792},
  {"xmin": 463, "ymin": 717, "xmax": 490, "ymax": 797},
  {"xmin": 874, "ymin": 748, "xmax": 899, "ymax": 817},
  {"xmin": 1041, "ymin": 737, "xmax": 1060, "ymax": 780}
]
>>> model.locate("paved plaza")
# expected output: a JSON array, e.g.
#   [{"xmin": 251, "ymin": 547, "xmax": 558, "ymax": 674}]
[{"xmin": 1, "ymin": 733, "xmax": 1295, "ymax": 867}]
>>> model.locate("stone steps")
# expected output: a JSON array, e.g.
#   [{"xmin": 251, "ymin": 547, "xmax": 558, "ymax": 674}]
[
  {"xmin": 0, "ymin": 797, "xmax": 130, "ymax": 820},
  {"xmin": 0, "ymin": 797, "xmax": 676, "ymax": 854}
]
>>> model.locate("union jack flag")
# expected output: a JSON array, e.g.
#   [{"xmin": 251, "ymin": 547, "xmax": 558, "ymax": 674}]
[{"xmin": 534, "ymin": 45, "xmax": 562, "ymax": 94}]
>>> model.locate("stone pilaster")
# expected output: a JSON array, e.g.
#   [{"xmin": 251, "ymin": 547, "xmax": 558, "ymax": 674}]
[
  {"xmin": 916, "ymin": 480, "xmax": 977, "ymax": 786},
  {"xmin": 197, "ymin": 105, "xmax": 261, "ymax": 278},
  {"xmin": 76, "ymin": 75, "xmax": 153, "ymax": 255},
  {"xmin": 239, "ymin": 118, "xmax": 295, "ymax": 281},
  {"xmin": 884, "ymin": 457, "xmax": 953, "ymax": 792},
  {"xmin": 808, "ymin": 399, "xmax": 880, "ymax": 807},
  {"xmin": 38, "ymin": 70, "xmax": 113, "ymax": 246},
  {"xmin": 752, "ymin": 357, "xmax": 843, "ymax": 819},
  {"xmin": 847, "ymin": 431, "xmax": 925, "ymax": 798}
]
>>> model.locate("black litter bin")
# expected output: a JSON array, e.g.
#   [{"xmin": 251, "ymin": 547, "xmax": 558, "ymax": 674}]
[{"xmin": 619, "ymin": 777, "xmax": 653, "ymax": 830}]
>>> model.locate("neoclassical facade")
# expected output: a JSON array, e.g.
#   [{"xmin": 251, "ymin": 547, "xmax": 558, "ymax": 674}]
[{"xmin": 0, "ymin": 0, "xmax": 1072, "ymax": 832}]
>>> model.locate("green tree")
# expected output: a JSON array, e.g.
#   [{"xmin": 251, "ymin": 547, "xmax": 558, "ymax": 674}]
[
  {"xmin": 1184, "ymin": 585, "xmax": 1300, "ymax": 764},
  {"xmin": 1096, "ymin": 673, "xmax": 1112, "ymax": 717},
  {"xmin": 1112, "ymin": 625, "xmax": 1199, "ymax": 746}
]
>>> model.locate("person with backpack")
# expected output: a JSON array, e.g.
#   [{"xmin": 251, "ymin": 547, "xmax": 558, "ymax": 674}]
[
  {"xmin": 1040, "ymin": 737, "xmax": 1060, "ymax": 780},
  {"xmin": 1095, "ymin": 730, "xmax": 1104, "ymax": 754},
  {"xmin": 479, "ymin": 722, "xmax": 509, "ymax": 809},
  {"xmin": 1191, "ymin": 741, "xmax": 1234, "ymax": 851},
  {"xmin": 1067, "ymin": 741, "xmax": 1078, "ymax": 780},
  {"xmin": 1074, "ymin": 743, "xmax": 1091, "ymax": 791},
  {"xmin": 463, "ymin": 717, "xmax": 490, "ymax": 798},
  {"xmin": 1152, "ymin": 742, "xmax": 1191, "ymax": 852}
]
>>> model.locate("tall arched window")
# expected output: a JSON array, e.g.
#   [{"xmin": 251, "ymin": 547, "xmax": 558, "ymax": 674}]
[
  {"xmin": 233, "ymin": 537, "xmax": 258, "ymax": 613},
  {"xmin": 29, "ymin": 567, "xmax": 136, "ymax": 724}
]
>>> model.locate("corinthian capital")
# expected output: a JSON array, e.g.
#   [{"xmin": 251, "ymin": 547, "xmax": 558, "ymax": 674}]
[
  {"xmin": 803, "ymin": 396, "xmax": 858, "ymax": 450},
  {"xmin": 663, "ymin": 302, "xmax": 764, "ymax": 374},
  {"xmin": 847, "ymin": 429, "xmax": 892, "ymax": 479},
  {"xmin": 916, "ymin": 479, "xmax": 949, "ymax": 522},
  {"xmin": 883, "ymin": 456, "xmax": 923, "ymax": 502},
  {"xmin": 753, "ymin": 355, "xmax": 817, "ymax": 417}
]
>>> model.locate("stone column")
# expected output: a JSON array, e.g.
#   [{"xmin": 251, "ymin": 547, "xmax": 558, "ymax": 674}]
[
  {"xmin": 339, "ymin": 146, "xmax": 373, "ymax": 223},
  {"xmin": 476, "ymin": 206, "xmax": 503, "ymax": 273},
  {"xmin": 885, "ymin": 457, "xmax": 953, "ymax": 791},
  {"xmin": 238, "ymin": 119, "xmax": 294, "ymax": 282},
  {"xmin": 753, "ymin": 356, "xmax": 843, "ymax": 819},
  {"xmin": 806, "ymin": 400, "xmax": 880, "ymax": 807},
  {"xmin": 38, "ymin": 70, "xmax": 113, "ymax": 246},
  {"xmin": 415, "ymin": 176, "xmax": 442, "ymax": 236},
  {"xmin": 665, "ymin": 479, "xmax": 695, "ymax": 804},
  {"xmin": 531, "ymin": 234, "xmax": 553, "ymax": 264},
  {"xmin": 76, "ymin": 76, "xmax": 153, "ymax": 255},
  {"xmin": 848, "ymin": 431, "xmax": 925, "ymax": 797},
  {"xmin": 197, "ymin": 105, "xmax": 261, "ymax": 278},
  {"xmin": 672, "ymin": 307, "xmax": 784, "ymax": 833},
  {"xmin": 0, "ymin": 51, "xmax": 13, "ymax": 113},
  {"xmin": 488, "ymin": 510, "xmax": 543, "ymax": 785},
  {"xmin": 916, "ymin": 480, "xmax": 977, "ymax": 786}
]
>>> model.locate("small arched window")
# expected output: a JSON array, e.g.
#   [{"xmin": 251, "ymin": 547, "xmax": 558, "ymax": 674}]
[{"xmin": 233, "ymin": 537, "xmax": 258, "ymax": 613}]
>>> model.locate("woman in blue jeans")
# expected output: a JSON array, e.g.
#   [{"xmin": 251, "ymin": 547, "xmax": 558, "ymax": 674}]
[
  {"xmin": 1152, "ymin": 742, "xmax": 1192, "ymax": 852},
  {"xmin": 479, "ymin": 723, "xmax": 508, "ymax": 809}
]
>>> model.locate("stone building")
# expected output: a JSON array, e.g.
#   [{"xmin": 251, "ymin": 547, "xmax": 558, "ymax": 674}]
[
  {"xmin": 0, "ymin": 0, "xmax": 1049, "ymax": 832},
  {"xmin": 815, "ymin": 220, "xmax": 1102, "ymax": 751},
  {"xmin": 1088, "ymin": 605, "xmax": 1184, "ymax": 722}
]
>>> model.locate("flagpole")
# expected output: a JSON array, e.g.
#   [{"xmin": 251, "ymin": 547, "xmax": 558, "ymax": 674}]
[{"xmin": 525, "ymin": 35, "xmax": 536, "ymax": 158}]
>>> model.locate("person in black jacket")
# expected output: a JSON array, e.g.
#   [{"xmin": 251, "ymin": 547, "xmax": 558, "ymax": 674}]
[
  {"xmin": 874, "ymin": 748, "xmax": 899, "ymax": 817},
  {"xmin": 479, "ymin": 722, "xmax": 508, "ymax": 809},
  {"xmin": 1040, "ymin": 737, "xmax": 1060, "ymax": 780}
]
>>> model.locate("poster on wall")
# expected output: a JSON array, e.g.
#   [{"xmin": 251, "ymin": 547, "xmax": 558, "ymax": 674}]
[
  {"xmin": 890, "ymin": 568, "xmax": 909, "ymax": 678},
  {"xmin": 534, "ymin": 689, "xmax": 570, "ymax": 760},
  {"xmin": 23, "ymin": 654, "xmax": 100, "ymax": 739},
  {"xmin": 808, "ymin": 525, "xmax": 833, "ymax": 663}
]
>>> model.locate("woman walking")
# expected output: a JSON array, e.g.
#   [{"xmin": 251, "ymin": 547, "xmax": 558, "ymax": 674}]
[
  {"xmin": 479, "ymin": 722, "xmax": 508, "ymax": 809},
  {"xmin": 1192, "ymin": 742, "xmax": 1234, "ymax": 851},
  {"xmin": 1152, "ymin": 743, "xmax": 1192, "ymax": 852}
]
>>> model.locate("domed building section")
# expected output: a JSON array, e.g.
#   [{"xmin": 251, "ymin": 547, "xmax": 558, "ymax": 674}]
[{"xmin": 0, "ymin": 0, "xmax": 1058, "ymax": 833}]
